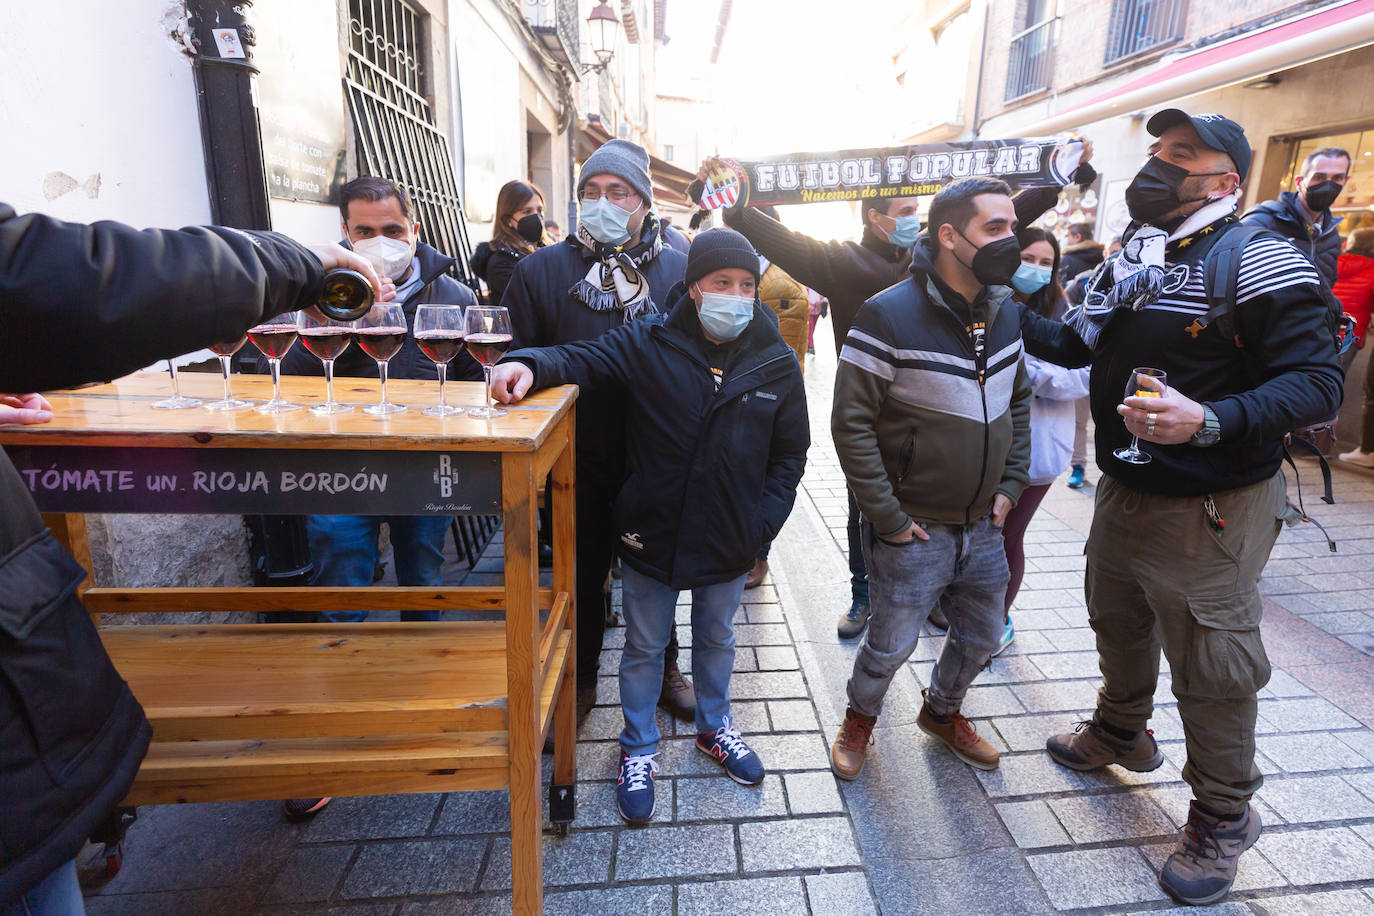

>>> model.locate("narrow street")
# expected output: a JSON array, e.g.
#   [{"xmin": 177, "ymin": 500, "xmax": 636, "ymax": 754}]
[{"xmin": 84, "ymin": 328, "xmax": 1374, "ymax": 914}]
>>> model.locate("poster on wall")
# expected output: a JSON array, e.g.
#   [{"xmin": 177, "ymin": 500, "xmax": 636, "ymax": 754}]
[
  {"xmin": 252, "ymin": 0, "xmax": 348, "ymax": 204},
  {"xmin": 696, "ymin": 138, "xmax": 1085, "ymax": 209}
]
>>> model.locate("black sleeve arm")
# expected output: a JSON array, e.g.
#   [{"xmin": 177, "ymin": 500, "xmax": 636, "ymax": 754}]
[
  {"xmin": 0, "ymin": 205, "xmax": 325, "ymax": 392},
  {"xmin": 486, "ymin": 251, "xmax": 518, "ymax": 306},
  {"xmin": 723, "ymin": 206, "xmax": 860, "ymax": 300},
  {"xmin": 1013, "ymin": 163, "xmax": 1097, "ymax": 229},
  {"xmin": 502, "ymin": 256, "xmax": 545, "ymax": 349},
  {"xmin": 760, "ymin": 369, "xmax": 811, "ymax": 543},
  {"xmin": 1016, "ymin": 301, "xmax": 1093, "ymax": 368}
]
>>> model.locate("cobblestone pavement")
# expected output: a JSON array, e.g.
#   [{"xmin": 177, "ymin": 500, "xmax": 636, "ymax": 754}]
[{"xmin": 83, "ymin": 334, "xmax": 1374, "ymax": 914}]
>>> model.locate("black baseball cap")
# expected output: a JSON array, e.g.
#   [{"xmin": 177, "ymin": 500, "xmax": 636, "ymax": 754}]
[{"xmin": 1146, "ymin": 109, "xmax": 1252, "ymax": 182}]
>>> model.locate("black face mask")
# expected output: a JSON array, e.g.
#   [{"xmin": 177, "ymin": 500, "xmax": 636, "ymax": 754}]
[
  {"xmin": 1125, "ymin": 157, "xmax": 1229, "ymax": 225},
  {"xmin": 515, "ymin": 213, "xmax": 544, "ymax": 244},
  {"xmin": 1304, "ymin": 180, "xmax": 1342, "ymax": 213},
  {"xmin": 954, "ymin": 231, "xmax": 1022, "ymax": 287}
]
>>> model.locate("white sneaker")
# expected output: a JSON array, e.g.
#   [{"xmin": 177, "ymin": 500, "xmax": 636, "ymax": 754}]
[{"xmin": 1339, "ymin": 448, "xmax": 1374, "ymax": 468}]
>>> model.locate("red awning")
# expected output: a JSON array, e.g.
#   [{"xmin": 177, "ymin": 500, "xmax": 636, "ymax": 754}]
[{"xmin": 1018, "ymin": 0, "xmax": 1374, "ymax": 134}]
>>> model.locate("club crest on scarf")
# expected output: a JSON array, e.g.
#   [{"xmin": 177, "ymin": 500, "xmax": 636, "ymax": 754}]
[{"xmin": 571, "ymin": 211, "xmax": 665, "ymax": 320}]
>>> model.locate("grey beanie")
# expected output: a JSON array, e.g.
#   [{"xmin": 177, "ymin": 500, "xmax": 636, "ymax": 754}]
[{"xmin": 578, "ymin": 139, "xmax": 653, "ymax": 204}]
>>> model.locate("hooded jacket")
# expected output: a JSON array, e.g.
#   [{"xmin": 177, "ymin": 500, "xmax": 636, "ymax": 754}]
[
  {"xmin": 277, "ymin": 240, "xmax": 481, "ymax": 382},
  {"xmin": 505, "ymin": 284, "xmax": 808, "ymax": 589},
  {"xmin": 0, "ymin": 203, "xmax": 327, "ymax": 907},
  {"xmin": 831, "ymin": 238, "xmax": 1032, "ymax": 537},
  {"xmin": 757, "ymin": 261, "xmax": 810, "ymax": 369},
  {"xmin": 1333, "ymin": 251, "xmax": 1374, "ymax": 348},
  {"xmin": 1242, "ymin": 190, "xmax": 1341, "ymax": 289}
]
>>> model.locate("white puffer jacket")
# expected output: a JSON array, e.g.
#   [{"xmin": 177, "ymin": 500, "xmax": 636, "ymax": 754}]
[{"xmin": 1026, "ymin": 354, "xmax": 1090, "ymax": 486}]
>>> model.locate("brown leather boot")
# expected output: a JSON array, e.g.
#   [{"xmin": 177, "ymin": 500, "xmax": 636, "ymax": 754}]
[
  {"xmin": 917, "ymin": 697, "xmax": 999, "ymax": 770},
  {"xmin": 658, "ymin": 661, "xmax": 696, "ymax": 722},
  {"xmin": 830, "ymin": 707, "xmax": 877, "ymax": 780}
]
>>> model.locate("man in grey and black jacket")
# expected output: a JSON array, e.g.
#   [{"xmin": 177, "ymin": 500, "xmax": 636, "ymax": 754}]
[{"xmin": 828, "ymin": 177, "xmax": 1031, "ymax": 783}]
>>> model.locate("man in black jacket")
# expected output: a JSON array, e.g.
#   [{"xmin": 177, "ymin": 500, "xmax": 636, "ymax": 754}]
[
  {"xmin": 501, "ymin": 139, "xmax": 696, "ymax": 725},
  {"xmin": 490, "ymin": 228, "xmax": 808, "ymax": 825},
  {"xmin": 1241, "ymin": 146, "xmax": 1350, "ymax": 289},
  {"xmin": 1018, "ymin": 111, "xmax": 1344, "ymax": 906},
  {"xmin": 0, "ymin": 202, "xmax": 386, "ymax": 912}
]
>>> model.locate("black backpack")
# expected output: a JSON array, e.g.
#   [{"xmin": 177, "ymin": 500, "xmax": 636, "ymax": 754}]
[
  {"xmin": 1197, "ymin": 223, "xmax": 1355, "ymax": 551},
  {"xmin": 1200, "ymin": 224, "xmax": 1356, "ymax": 372}
]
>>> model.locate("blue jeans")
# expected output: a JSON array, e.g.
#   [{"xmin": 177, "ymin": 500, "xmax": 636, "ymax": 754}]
[
  {"xmin": 847, "ymin": 516, "xmax": 1008, "ymax": 718},
  {"xmin": 2, "ymin": 859, "xmax": 83, "ymax": 916},
  {"xmin": 305, "ymin": 515, "xmax": 449, "ymax": 622},
  {"xmin": 618, "ymin": 565, "xmax": 747, "ymax": 755}
]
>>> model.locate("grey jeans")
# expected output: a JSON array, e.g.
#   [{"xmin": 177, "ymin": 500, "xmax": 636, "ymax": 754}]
[{"xmin": 847, "ymin": 516, "xmax": 1010, "ymax": 718}]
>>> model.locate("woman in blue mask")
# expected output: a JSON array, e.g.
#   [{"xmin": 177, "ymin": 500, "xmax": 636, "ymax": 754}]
[{"xmin": 997, "ymin": 228, "xmax": 1090, "ymax": 656}]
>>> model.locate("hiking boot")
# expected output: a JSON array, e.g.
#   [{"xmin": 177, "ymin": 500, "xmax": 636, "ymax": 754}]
[
  {"xmin": 837, "ymin": 599, "xmax": 870, "ymax": 639},
  {"xmin": 927, "ymin": 600, "xmax": 949, "ymax": 633},
  {"xmin": 282, "ymin": 797, "xmax": 331, "ymax": 820},
  {"xmin": 992, "ymin": 616, "xmax": 1015, "ymax": 657},
  {"xmin": 615, "ymin": 752, "xmax": 658, "ymax": 825},
  {"xmin": 744, "ymin": 557, "xmax": 768, "ymax": 589},
  {"xmin": 1159, "ymin": 802, "xmax": 1261, "ymax": 905},
  {"xmin": 1067, "ymin": 464, "xmax": 1086, "ymax": 488},
  {"xmin": 658, "ymin": 661, "xmax": 696, "ymax": 722},
  {"xmin": 1046, "ymin": 714, "xmax": 1164, "ymax": 772},
  {"xmin": 830, "ymin": 707, "xmax": 877, "ymax": 780},
  {"xmin": 696, "ymin": 716, "xmax": 765, "ymax": 786},
  {"xmin": 917, "ymin": 695, "xmax": 999, "ymax": 770}
]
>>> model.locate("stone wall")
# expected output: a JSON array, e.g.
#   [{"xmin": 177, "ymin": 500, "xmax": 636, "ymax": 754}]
[{"xmin": 86, "ymin": 514, "xmax": 253, "ymax": 626}]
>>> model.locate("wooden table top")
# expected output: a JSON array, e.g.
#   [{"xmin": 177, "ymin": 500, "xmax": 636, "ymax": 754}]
[{"xmin": 0, "ymin": 372, "xmax": 577, "ymax": 452}]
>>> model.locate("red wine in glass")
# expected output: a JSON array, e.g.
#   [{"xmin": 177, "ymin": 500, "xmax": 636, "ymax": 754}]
[
  {"xmin": 355, "ymin": 326, "xmax": 408, "ymax": 361},
  {"xmin": 205, "ymin": 337, "xmax": 251, "ymax": 412},
  {"xmin": 415, "ymin": 330, "xmax": 465, "ymax": 364},
  {"xmin": 415, "ymin": 305, "xmax": 465, "ymax": 417},
  {"xmin": 298, "ymin": 326, "xmax": 353, "ymax": 361},
  {"xmin": 248, "ymin": 314, "xmax": 301, "ymax": 413},
  {"xmin": 247, "ymin": 327, "xmax": 299, "ymax": 360},
  {"xmin": 465, "ymin": 333, "xmax": 513, "ymax": 367}
]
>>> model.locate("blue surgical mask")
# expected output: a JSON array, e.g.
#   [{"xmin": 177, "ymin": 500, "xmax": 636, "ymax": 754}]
[
  {"xmin": 1012, "ymin": 262, "xmax": 1054, "ymax": 294},
  {"xmin": 696, "ymin": 285, "xmax": 754, "ymax": 341},
  {"xmin": 885, "ymin": 213, "xmax": 921, "ymax": 248},
  {"xmin": 579, "ymin": 197, "xmax": 640, "ymax": 246}
]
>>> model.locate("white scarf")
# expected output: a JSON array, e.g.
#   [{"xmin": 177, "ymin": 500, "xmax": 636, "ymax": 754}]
[{"xmin": 1067, "ymin": 193, "xmax": 1240, "ymax": 349}]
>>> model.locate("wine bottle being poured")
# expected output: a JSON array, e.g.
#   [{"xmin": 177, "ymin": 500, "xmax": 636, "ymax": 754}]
[{"xmin": 316, "ymin": 269, "xmax": 375, "ymax": 321}]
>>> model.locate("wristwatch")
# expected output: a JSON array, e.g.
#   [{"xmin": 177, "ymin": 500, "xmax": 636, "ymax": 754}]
[{"xmin": 1190, "ymin": 405, "xmax": 1222, "ymax": 447}]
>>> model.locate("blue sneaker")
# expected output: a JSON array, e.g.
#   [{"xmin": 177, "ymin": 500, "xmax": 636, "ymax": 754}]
[
  {"xmin": 616, "ymin": 751, "xmax": 658, "ymax": 825},
  {"xmin": 696, "ymin": 716, "xmax": 765, "ymax": 786},
  {"xmin": 1066, "ymin": 465, "xmax": 1086, "ymax": 489},
  {"xmin": 993, "ymin": 616, "xmax": 1015, "ymax": 657}
]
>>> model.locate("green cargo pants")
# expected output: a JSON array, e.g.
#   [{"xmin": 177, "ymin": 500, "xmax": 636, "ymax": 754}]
[{"xmin": 1084, "ymin": 471, "xmax": 1285, "ymax": 816}]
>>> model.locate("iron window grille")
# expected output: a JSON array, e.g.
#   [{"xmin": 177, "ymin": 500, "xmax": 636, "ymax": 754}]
[
  {"xmin": 1104, "ymin": 0, "xmax": 1187, "ymax": 65},
  {"xmin": 1005, "ymin": 16, "xmax": 1057, "ymax": 102}
]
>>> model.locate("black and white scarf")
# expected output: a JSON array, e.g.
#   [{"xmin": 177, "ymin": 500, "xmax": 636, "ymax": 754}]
[
  {"xmin": 570, "ymin": 212, "xmax": 665, "ymax": 321},
  {"xmin": 1066, "ymin": 195, "xmax": 1240, "ymax": 350}
]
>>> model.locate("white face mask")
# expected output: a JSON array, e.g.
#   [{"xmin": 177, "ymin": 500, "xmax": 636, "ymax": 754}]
[{"xmin": 351, "ymin": 235, "xmax": 414, "ymax": 280}]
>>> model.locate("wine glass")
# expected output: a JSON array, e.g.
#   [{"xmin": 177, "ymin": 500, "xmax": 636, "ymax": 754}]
[
  {"xmin": 247, "ymin": 311, "xmax": 302, "ymax": 414},
  {"xmin": 152, "ymin": 358, "xmax": 202, "ymax": 409},
  {"xmin": 414, "ymin": 304, "xmax": 466, "ymax": 417},
  {"xmin": 297, "ymin": 312, "xmax": 356, "ymax": 415},
  {"xmin": 356, "ymin": 303, "xmax": 409, "ymax": 415},
  {"xmin": 204, "ymin": 337, "xmax": 252, "ymax": 411},
  {"xmin": 1113, "ymin": 367, "xmax": 1167, "ymax": 465},
  {"xmin": 463, "ymin": 306, "xmax": 513, "ymax": 419}
]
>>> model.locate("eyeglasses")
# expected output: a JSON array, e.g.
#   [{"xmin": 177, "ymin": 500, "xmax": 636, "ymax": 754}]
[{"xmin": 579, "ymin": 187, "xmax": 639, "ymax": 204}]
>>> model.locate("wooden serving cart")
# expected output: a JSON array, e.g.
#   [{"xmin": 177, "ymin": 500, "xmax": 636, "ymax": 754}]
[{"xmin": 1, "ymin": 372, "xmax": 577, "ymax": 915}]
